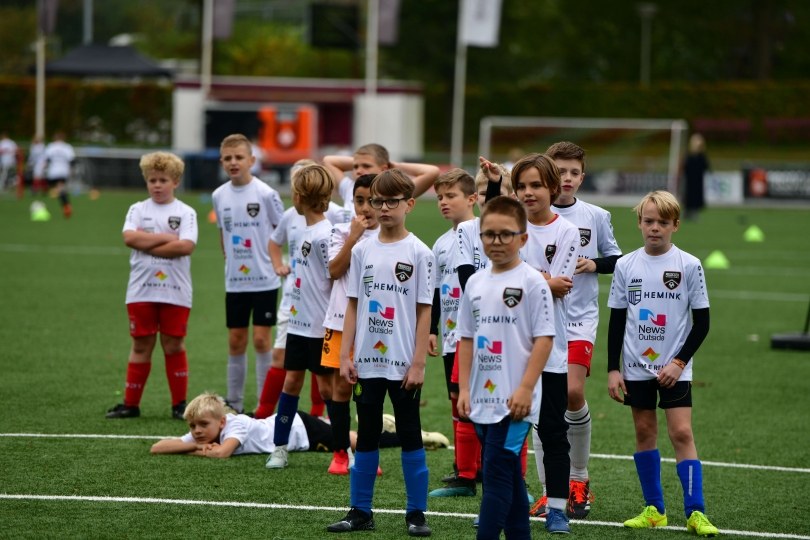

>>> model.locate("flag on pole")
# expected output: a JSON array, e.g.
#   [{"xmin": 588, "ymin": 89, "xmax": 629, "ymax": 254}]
[
  {"xmin": 378, "ymin": 0, "xmax": 401, "ymax": 46},
  {"xmin": 459, "ymin": 0, "xmax": 503, "ymax": 48},
  {"xmin": 38, "ymin": 0, "xmax": 59, "ymax": 35},
  {"xmin": 213, "ymin": 0, "xmax": 236, "ymax": 40}
]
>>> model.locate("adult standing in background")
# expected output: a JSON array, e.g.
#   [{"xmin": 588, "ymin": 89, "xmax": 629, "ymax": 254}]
[
  {"xmin": 683, "ymin": 133, "xmax": 710, "ymax": 221},
  {"xmin": 44, "ymin": 131, "xmax": 76, "ymax": 218}
]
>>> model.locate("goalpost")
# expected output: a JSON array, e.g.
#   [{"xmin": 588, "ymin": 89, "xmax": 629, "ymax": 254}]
[{"xmin": 478, "ymin": 116, "xmax": 688, "ymax": 195}]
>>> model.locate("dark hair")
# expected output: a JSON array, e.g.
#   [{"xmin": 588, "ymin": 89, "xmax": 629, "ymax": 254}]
[
  {"xmin": 480, "ymin": 196, "xmax": 527, "ymax": 231},
  {"xmin": 545, "ymin": 141, "xmax": 586, "ymax": 172},
  {"xmin": 510, "ymin": 153, "xmax": 561, "ymax": 201},
  {"xmin": 353, "ymin": 173, "xmax": 376, "ymax": 194},
  {"xmin": 371, "ymin": 169, "xmax": 414, "ymax": 199}
]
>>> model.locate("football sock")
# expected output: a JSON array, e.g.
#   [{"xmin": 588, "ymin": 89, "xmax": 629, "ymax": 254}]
[
  {"xmin": 330, "ymin": 400, "xmax": 352, "ymax": 451},
  {"xmin": 566, "ymin": 402, "xmax": 592, "ymax": 481},
  {"xmin": 351, "ymin": 450, "xmax": 379, "ymax": 515},
  {"xmin": 634, "ymin": 449, "xmax": 665, "ymax": 514},
  {"xmin": 123, "ymin": 362, "xmax": 151, "ymax": 407},
  {"xmin": 450, "ymin": 397, "xmax": 459, "ymax": 474},
  {"xmin": 255, "ymin": 350, "xmax": 272, "ymax": 400},
  {"xmin": 273, "ymin": 392, "xmax": 299, "ymax": 446},
  {"xmin": 310, "ymin": 372, "xmax": 325, "ymax": 416},
  {"xmin": 677, "ymin": 459, "xmax": 705, "ymax": 517},
  {"xmin": 532, "ymin": 428, "xmax": 547, "ymax": 495},
  {"xmin": 401, "ymin": 448, "xmax": 429, "ymax": 513},
  {"xmin": 226, "ymin": 353, "xmax": 247, "ymax": 413},
  {"xmin": 456, "ymin": 419, "xmax": 481, "ymax": 481},
  {"xmin": 164, "ymin": 351, "xmax": 188, "ymax": 406},
  {"xmin": 253, "ymin": 366, "xmax": 286, "ymax": 418}
]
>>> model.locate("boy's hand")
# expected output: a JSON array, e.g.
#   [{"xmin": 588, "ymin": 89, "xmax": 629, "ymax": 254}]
[
  {"xmin": 546, "ymin": 276, "xmax": 573, "ymax": 298},
  {"xmin": 456, "ymin": 389, "xmax": 471, "ymax": 420},
  {"xmin": 340, "ymin": 355, "xmax": 358, "ymax": 385},
  {"xmin": 574, "ymin": 257, "xmax": 596, "ymax": 275},
  {"xmin": 507, "ymin": 387, "xmax": 532, "ymax": 420},
  {"xmin": 402, "ymin": 363, "xmax": 425, "ymax": 391},
  {"xmin": 657, "ymin": 362, "xmax": 683, "ymax": 389},
  {"xmin": 478, "ymin": 156, "xmax": 502, "ymax": 183},
  {"xmin": 608, "ymin": 370, "xmax": 627, "ymax": 403},
  {"xmin": 273, "ymin": 264, "xmax": 291, "ymax": 277},
  {"xmin": 427, "ymin": 334, "xmax": 438, "ymax": 357},
  {"xmin": 348, "ymin": 215, "xmax": 369, "ymax": 241}
]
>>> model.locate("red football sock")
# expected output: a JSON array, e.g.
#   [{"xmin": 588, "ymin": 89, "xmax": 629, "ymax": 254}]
[
  {"xmin": 164, "ymin": 351, "xmax": 188, "ymax": 406},
  {"xmin": 123, "ymin": 362, "xmax": 151, "ymax": 407},
  {"xmin": 310, "ymin": 372, "xmax": 325, "ymax": 416},
  {"xmin": 254, "ymin": 366, "xmax": 286, "ymax": 419},
  {"xmin": 456, "ymin": 420, "xmax": 481, "ymax": 481}
]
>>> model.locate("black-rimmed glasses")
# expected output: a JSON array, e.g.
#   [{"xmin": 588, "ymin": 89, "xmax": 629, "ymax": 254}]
[
  {"xmin": 479, "ymin": 230, "xmax": 524, "ymax": 244},
  {"xmin": 369, "ymin": 197, "xmax": 408, "ymax": 209}
]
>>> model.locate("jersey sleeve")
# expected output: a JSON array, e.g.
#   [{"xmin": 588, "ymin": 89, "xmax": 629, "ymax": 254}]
[
  {"xmin": 122, "ymin": 203, "xmax": 140, "ymax": 233},
  {"xmin": 596, "ymin": 210, "xmax": 622, "ymax": 257},
  {"xmin": 456, "ymin": 279, "xmax": 475, "ymax": 339},
  {"xmin": 265, "ymin": 190, "xmax": 285, "ymax": 229},
  {"xmin": 316, "ymin": 230, "xmax": 332, "ymax": 280},
  {"xmin": 456, "ymin": 223, "xmax": 475, "ymax": 268},
  {"xmin": 550, "ymin": 224, "xmax": 579, "ymax": 278},
  {"xmin": 270, "ymin": 211, "xmax": 289, "ymax": 246},
  {"xmin": 686, "ymin": 258, "xmax": 710, "ymax": 309},
  {"xmin": 328, "ymin": 225, "xmax": 348, "ymax": 261},
  {"xmin": 179, "ymin": 204, "xmax": 198, "ymax": 244},
  {"xmin": 530, "ymin": 277, "xmax": 556, "ymax": 338},
  {"xmin": 220, "ymin": 415, "xmax": 248, "ymax": 446},
  {"xmin": 416, "ymin": 246, "xmax": 435, "ymax": 305},
  {"xmin": 607, "ymin": 259, "xmax": 628, "ymax": 309},
  {"xmin": 346, "ymin": 245, "xmax": 362, "ymax": 299},
  {"xmin": 180, "ymin": 432, "xmax": 194, "ymax": 443}
]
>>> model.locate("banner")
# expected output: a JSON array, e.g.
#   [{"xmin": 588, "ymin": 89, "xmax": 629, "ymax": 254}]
[
  {"xmin": 459, "ymin": 0, "xmax": 503, "ymax": 48},
  {"xmin": 744, "ymin": 168, "xmax": 810, "ymax": 199}
]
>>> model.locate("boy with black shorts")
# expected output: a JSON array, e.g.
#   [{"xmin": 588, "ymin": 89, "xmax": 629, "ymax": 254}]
[
  {"xmin": 212, "ymin": 134, "xmax": 285, "ymax": 415},
  {"xmin": 607, "ymin": 190, "xmax": 717, "ymax": 537}
]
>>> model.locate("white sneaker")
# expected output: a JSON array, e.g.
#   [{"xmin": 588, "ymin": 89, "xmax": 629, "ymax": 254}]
[
  {"xmin": 382, "ymin": 413, "xmax": 397, "ymax": 434},
  {"xmin": 265, "ymin": 445, "xmax": 288, "ymax": 469}
]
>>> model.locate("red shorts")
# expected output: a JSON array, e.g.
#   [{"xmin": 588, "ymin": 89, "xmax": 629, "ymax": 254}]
[
  {"xmin": 568, "ymin": 340, "xmax": 594, "ymax": 376},
  {"xmin": 450, "ymin": 347, "xmax": 460, "ymax": 384},
  {"xmin": 127, "ymin": 302, "xmax": 190, "ymax": 338}
]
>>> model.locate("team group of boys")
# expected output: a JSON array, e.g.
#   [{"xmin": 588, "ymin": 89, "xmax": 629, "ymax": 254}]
[{"xmin": 107, "ymin": 133, "xmax": 719, "ymax": 538}]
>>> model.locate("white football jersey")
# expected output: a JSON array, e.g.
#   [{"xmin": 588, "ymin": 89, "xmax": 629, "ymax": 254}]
[
  {"xmin": 456, "ymin": 217, "xmax": 488, "ymax": 272},
  {"xmin": 123, "ymin": 198, "xmax": 198, "ymax": 308},
  {"xmin": 180, "ymin": 413, "xmax": 309, "ymax": 454},
  {"xmin": 520, "ymin": 214, "xmax": 579, "ymax": 373},
  {"xmin": 347, "ymin": 234, "xmax": 435, "ymax": 381},
  {"xmin": 433, "ymin": 228, "xmax": 462, "ymax": 353},
  {"xmin": 324, "ymin": 222, "xmax": 379, "ymax": 332},
  {"xmin": 338, "ymin": 177, "xmax": 357, "ymax": 218},
  {"xmin": 212, "ymin": 178, "xmax": 285, "ymax": 292},
  {"xmin": 554, "ymin": 199, "xmax": 622, "ymax": 342},
  {"xmin": 44, "ymin": 140, "xmax": 75, "ymax": 179},
  {"xmin": 607, "ymin": 245, "xmax": 710, "ymax": 381},
  {"xmin": 287, "ymin": 219, "xmax": 333, "ymax": 338},
  {"xmin": 457, "ymin": 262, "xmax": 556, "ymax": 425}
]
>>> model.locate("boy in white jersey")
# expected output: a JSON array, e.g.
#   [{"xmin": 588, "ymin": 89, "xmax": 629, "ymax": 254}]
[
  {"xmin": 106, "ymin": 152, "xmax": 197, "ymax": 420},
  {"xmin": 546, "ymin": 141, "xmax": 622, "ymax": 519},
  {"xmin": 43, "ymin": 131, "xmax": 75, "ymax": 218},
  {"xmin": 323, "ymin": 143, "xmax": 439, "ymax": 215},
  {"xmin": 496, "ymin": 152, "xmax": 577, "ymax": 533},
  {"xmin": 327, "ymin": 170, "xmax": 434, "ymax": 537},
  {"xmin": 457, "ymin": 196, "xmax": 555, "ymax": 539},
  {"xmin": 265, "ymin": 164, "xmax": 336, "ymax": 470},
  {"xmin": 607, "ymin": 191, "xmax": 716, "ymax": 537},
  {"xmin": 212, "ymin": 134, "xmax": 285, "ymax": 415},
  {"xmin": 321, "ymin": 174, "xmax": 380, "ymax": 475}
]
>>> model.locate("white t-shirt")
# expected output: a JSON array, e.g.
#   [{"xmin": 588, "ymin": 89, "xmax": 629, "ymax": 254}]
[
  {"xmin": 520, "ymin": 214, "xmax": 579, "ymax": 373},
  {"xmin": 324, "ymin": 223, "xmax": 379, "ymax": 332},
  {"xmin": 212, "ymin": 178, "xmax": 285, "ymax": 292},
  {"xmin": 180, "ymin": 413, "xmax": 309, "ymax": 454},
  {"xmin": 287, "ymin": 219, "xmax": 333, "ymax": 338},
  {"xmin": 607, "ymin": 245, "xmax": 709, "ymax": 382},
  {"xmin": 0, "ymin": 137, "xmax": 18, "ymax": 168},
  {"xmin": 28, "ymin": 142, "xmax": 46, "ymax": 177},
  {"xmin": 456, "ymin": 217, "xmax": 488, "ymax": 272},
  {"xmin": 338, "ymin": 177, "xmax": 357, "ymax": 218},
  {"xmin": 433, "ymin": 228, "xmax": 462, "ymax": 353},
  {"xmin": 553, "ymin": 199, "xmax": 622, "ymax": 342},
  {"xmin": 123, "ymin": 198, "xmax": 198, "ymax": 308},
  {"xmin": 347, "ymin": 233, "xmax": 435, "ymax": 380},
  {"xmin": 44, "ymin": 140, "xmax": 75, "ymax": 179},
  {"xmin": 457, "ymin": 262, "xmax": 556, "ymax": 425}
]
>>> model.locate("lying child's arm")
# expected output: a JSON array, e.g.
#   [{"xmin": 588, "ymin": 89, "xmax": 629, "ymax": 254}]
[
  {"xmin": 150, "ymin": 438, "xmax": 199, "ymax": 454},
  {"xmin": 150, "ymin": 437, "xmax": 241, "ymax": 458}
]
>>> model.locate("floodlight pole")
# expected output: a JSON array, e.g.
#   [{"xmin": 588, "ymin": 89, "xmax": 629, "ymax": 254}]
[
  {"xmin": 35, "ymin": 32, "xmax": 46, "ymax": 139},
  {"xmin": 638, "ymin": 3, "xmax": 657, "ymax": 88},
  {"xmin": 365, "ymin": 0, "xmax": 379, "ymax": 96},
  {"xmin": 201, "ymin": 0, "xmax": 213, "ymax": 98},
  {"xmin": 450, "ymin": 1, "xmax": 467, "ymax": 167}
]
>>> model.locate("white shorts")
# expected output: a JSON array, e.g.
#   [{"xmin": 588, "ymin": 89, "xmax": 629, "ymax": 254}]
[{"xmin": 273, "ymin": 305, "xmax": 290, "ymax": 349}]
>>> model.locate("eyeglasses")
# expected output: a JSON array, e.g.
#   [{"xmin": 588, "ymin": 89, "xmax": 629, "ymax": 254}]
[
  {"xmin": 369, "ymin": 197, "xmax": 408, "ymax": 209},
  {"xmin": 479, "ymin": 230, "xmax": 524, "ymax": 244}
]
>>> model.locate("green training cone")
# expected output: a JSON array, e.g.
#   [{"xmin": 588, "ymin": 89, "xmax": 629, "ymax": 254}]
[
  {"xmin": 30, "ymin": 201, "xmax": 51, "ymax": 222},
  {"xmin": 743, "ymin": 225, "xmax": 765, "ymax": 242},
  {"xmin": 704, "ymin": 250, "xmax": 730, "ymax": 270}
]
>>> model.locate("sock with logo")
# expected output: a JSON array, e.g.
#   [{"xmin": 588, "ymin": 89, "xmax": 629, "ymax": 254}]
[
  {"xmin": 273, "ymin": 392, "xmax": 299, "ymax": 446},
  {"xmin": 164, "ymin": 351, "xmax": 188, "ymax": 406},
  {"xmin": 677, "ymin": 459, "xmax": 705, "ymax": 517},
  {"xmin": 123, "ymin": 362, "xmax": 151, "ymax": 407}
]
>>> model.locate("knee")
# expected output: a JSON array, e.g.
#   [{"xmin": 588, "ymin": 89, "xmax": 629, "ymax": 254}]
[
  {"xmin": 131, "ymin": 336, "xmax": 156, "ymax": 355},
  {"xmin": 253, "ymin": 335, "xmax": 271, "ymax": 352},
  {"xmin": 161, "ymin": 336, "xmax": 185, "ymax": 355},
  {"xmin": 668, "ymin": 425, "xmax": 694, "ymax": 448},
  {"xmin": 282, "ymin": 371, "xmax": 305, "ymax": 394},
  {"xmin": 228, "ymin": 333, "xmax": 248, "ymax": 353}
]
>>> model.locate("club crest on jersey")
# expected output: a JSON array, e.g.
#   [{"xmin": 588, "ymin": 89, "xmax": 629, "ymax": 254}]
[
  {"xmin": 663, "ymin": 271, "xmax": 682, "ymax": 290},
  {"xmin": 301, "ymin": 241, "xmax": 312, "ymax": 257},
  {"xmin": 579, "ymin": 228, "xmax": 591, "ymax": 247},
  {"xmin": 168, "ymin": 216, "xmax": 181, "ymax": 230},
  {"xmin": 503, "ymin": 287, "xmax": 523, "ymax": 308},
  {"xmin": 395, "ymin": 262, "xmax": 413, "ymax": 282},
  {"xmin": 247, "ymin": 203, "xmax": 260, "ymax": 217},
  {"xmin": 545, "ymin": 244, "xmax": 557, "ymax": 264},
  {"xmin": 628, "ymin": 285, "xmax": 642, "ymax": 305}
]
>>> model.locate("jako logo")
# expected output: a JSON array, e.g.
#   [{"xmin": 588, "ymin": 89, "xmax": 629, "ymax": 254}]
[
  {"xmin": 477, "ymin": 336, "xmax": 502, "ymax": 354},
  {"xmin": 642, "ymin": 347, "xmax": 660, "ymax": 362},
  {"xmin": 484, "ymin": 379, "xmax": 497, "ymax": 394},
  {"xmin": 441, "ymin": 284, "xmax": 461, "ymax": 298},
  {"xmin": 232, "ymin": 235, "xmax": 252, "ymax": 248},
  {"xmin": 639, "ymin": 309, "xmax": 666, "ymax": 326},
  {"xmin": 373, "ymin": 340, "xmax": 388, "ymax": 354},
  {"xmin": 369, "ymin": 301, "xmax": 395, "ymax": 320}
]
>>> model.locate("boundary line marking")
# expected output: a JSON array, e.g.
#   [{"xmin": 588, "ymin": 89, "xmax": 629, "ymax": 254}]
[{"xmin": 0, "ymin": 494, "xmax": 807, "ymax": 539}]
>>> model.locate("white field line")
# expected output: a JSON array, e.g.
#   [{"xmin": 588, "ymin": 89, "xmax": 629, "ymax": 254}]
[
  {"xmin": 0, "ymin": 494, "xmax": 807, "ymax": 539},
  {"xmin": 2, "ymin": 433, "xmax": 809, "ymax": 474}
]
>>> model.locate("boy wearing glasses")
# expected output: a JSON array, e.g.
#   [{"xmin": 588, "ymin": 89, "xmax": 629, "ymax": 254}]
[
  {"xmin": 457, "ymin": 196, "xmax": 555, "ymax": 540},
  {"xmin": 327, "ymin": 170, "xmax": 434, "ymax": 537}
]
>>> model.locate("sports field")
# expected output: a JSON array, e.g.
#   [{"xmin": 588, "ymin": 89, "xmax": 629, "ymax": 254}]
[{"xmin": 1, "ymin": 190, "xmax": 809, "ymax": 539}]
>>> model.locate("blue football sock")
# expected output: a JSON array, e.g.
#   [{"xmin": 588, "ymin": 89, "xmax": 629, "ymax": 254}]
[
  {"xmin": 677, "ymin": 459, "xmax": 705, "ymax": 516},
  {"xmin": 273, "ymin": 392, "xmax": 299, "ymax": 446},
  {"xmin": 401, "ymin": 448, "xmax": 428, "ymax": 513},
  {"xmin": 350, "ymin": 450, "xmax": 379, "ymax": 515},
  {"xmin": 634, "ymin": 449, "xmax": 665, "ymax": 514}
]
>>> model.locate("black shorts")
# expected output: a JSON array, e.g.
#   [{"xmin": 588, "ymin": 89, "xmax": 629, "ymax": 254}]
[
  {"xmin": 225, "ymin": 290, "xmax": 278, "ymax": 328},
  {"xmin": 442, "ymin": 351, "xmax": 459, "ymax": 398},
  {"xmin": 284, "ymin": 333, "xmax": 333, "ymax": 375},
  {"xmin": 46, "ymin": 176, "xmax": 67, "ymax": 185},
  {"xmin": 352, "ymin": 377, "xmax": 422, "ymax": 406},
  {"xmin": 624, "ymin": 379, "xmax": 692, "ymax": 410},
  {"xmin": 298, "ymin": 411, "xmax": 332, "ymax": 452}
]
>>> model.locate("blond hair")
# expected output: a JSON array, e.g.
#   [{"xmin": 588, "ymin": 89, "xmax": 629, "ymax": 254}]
[
  {"xmin": 139, "ymin": 151, "xmax": 184, "ymax": 182},
  {"xmin": 292, "ymin": 163, "xmax": 334, "ymax": 213},
  {"xmin": 220, "ymin": 133, "xmax": 252, "ymax": 153},
  {"xmin": 634, "ymin": 190, "xmax": 681, "ymax": 222},
  {"xmin": 183, "ymin": 392, "xmax": 227, "ymax": 422},
  {"xmin": 355, "ymin": 143, "xmax": 390, "ymax": 168},
  {"xmin": 434, "ymin": 168, "xmax": 475, "ymax": 196}
]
